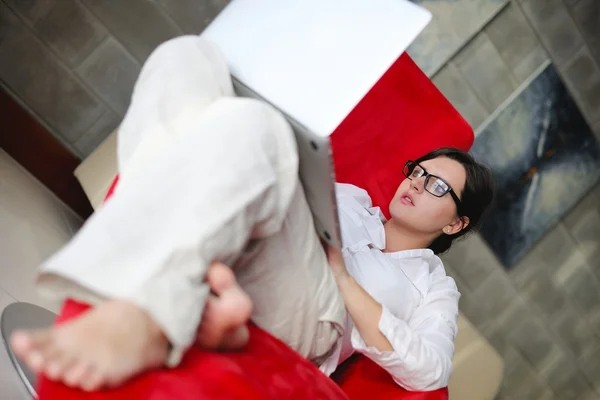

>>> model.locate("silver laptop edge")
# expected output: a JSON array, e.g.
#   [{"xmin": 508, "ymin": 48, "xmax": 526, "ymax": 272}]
[{"xmin": 232, "ymin": 76, "xmax": 342, "ymax": 249}]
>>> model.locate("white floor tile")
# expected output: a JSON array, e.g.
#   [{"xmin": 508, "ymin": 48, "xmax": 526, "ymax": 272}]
[
  {"xmin": 0, "ymin": 152, "xmax": 74, "ymax": 398},
  {"xmin": 31, "ymin": 220, "xmax": 71, "ymax": 263},
  {"xmin": 0, "ymin": 287, "xmax": 17, "ymax": 313},
  {"xmin": 0, "ymin": 206, "xmax": 60, "ymax": 312},
  {"xmin": 0, "ymin": 150, "xmax": 79, "ymax": 235},
  {"xmin": 0, "ymin": 336, "xmax": 31, "ymax": 400},
  {"xmin": 0, "ymin": 165, "xmax": 71, "ymax": 313},
  {"xmin": 0, "ymin": 181, "xmax": 71, "ymax": 239},
  {"xmin": 60, "ymin": 207, "xmax": 83, "ymax": 236}
]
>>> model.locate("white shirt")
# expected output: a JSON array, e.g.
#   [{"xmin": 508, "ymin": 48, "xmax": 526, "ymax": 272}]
[{"xmin": 320, "ymin": 184, "xmax": 460, "ymax": 391}]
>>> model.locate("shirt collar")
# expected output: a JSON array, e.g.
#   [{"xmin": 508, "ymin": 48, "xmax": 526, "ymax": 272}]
[
  {"xmin": 374, "ymin": 213, "xmax": 435, "ymax": 260},
  {"xmin": 384, "ymin": 248, "xmax": 434, "ymax": 260}
]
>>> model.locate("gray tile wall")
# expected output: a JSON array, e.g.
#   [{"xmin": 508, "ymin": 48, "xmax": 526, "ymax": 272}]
[
  {"xmin": 432, "ymin": 1, "xmax": 600, "ymax": 398},
  {"xmin": 1, "ymin": 0, "xmax": 599, "ymax": 398},
  {"xmin": 443, "ymin": 185, "xmax": 600, "ymax": 400},
  {"xmin": 0, "ymin": 0, "xmax": 230, "ymax": 159}
]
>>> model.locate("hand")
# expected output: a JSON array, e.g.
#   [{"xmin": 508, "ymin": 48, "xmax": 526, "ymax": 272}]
[{"xmin": 325, "ymin": 244, "xmax": 350, "ymax": 281}]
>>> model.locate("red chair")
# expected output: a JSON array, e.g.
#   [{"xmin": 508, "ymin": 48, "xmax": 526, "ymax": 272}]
[
  {"xmin": 37, "ymin": 53, "xmax": 472, "ymax": 400},
  {"xmin": 329, "ymin": 52, "xmax": 470, "ymax": 400}
]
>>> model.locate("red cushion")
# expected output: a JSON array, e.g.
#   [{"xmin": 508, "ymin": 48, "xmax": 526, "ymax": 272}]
[
  {"xmin": 37, "ymin": 300, "xmax": 348, "ymax": 400},
  {"xmin": 332, "ymin": 355, "xmax": 449, "ymax": 400},
  {"xmin": 37, "ymin": 53, "xmax": 472, "ymax": 400},
  {"xmin": 327, "ymin": 52, "xmax": 471, "ymax": 400},
  {"xmin": 331, "ymin": 52, "xmax": 473, "ymax": 219}
]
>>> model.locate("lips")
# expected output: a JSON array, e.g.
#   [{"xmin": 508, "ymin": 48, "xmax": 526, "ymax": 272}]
[{"xmin": 400, "ymin": 192, "xmax": 414, "ymax": 206}]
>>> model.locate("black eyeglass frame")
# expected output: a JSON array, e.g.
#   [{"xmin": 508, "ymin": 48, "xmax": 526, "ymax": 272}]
[{"xmin": 402, "ymin": 160, "xmax": 462, "ymax": 210}]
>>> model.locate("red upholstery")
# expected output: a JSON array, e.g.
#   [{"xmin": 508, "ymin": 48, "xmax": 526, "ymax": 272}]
[
  {"xmin": 328, "ymin": 52, "xmax": 471, "ymax": 400},
  {"xmin": 332, "ymin": 355, "xmax": 449, "ymax": 400},
  {"xmin": 331, "ymin": 52, "xmax": 473, "ymax": 219},
  {"xmin": 37, "ymin": 300, "xmax": 348, "ymax": 400},
  {"xmin": 37, "ymin": 53, "xmax": 473, "ymax": 400}
]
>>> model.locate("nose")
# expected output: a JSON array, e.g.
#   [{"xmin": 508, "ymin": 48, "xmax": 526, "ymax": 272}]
[{"xmin": 410, "ymin": 177, "xmax": 425, "ymax": 193}]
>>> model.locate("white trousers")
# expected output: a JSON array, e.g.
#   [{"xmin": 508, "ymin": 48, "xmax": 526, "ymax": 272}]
[{"xmin": 37, "ymin": 36, "xmax": 345, "ymax": 366}]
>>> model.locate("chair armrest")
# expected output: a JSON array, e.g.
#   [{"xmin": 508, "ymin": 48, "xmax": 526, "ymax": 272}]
[
  {"xmin": 331, "ymin": 355, "xmax": 449, "ymax": 400},
  {"xmin": 449, "ymin": 315, "xmax": 503, "ymax": 400}
]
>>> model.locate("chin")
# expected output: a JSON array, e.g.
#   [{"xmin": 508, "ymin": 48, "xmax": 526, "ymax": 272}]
[
  {"xmin": 388, "ymin": 200, "xmax": 425, "ymax": 231},
  {"xmin": 388, "ymin": 200, "xmax": 411, "ymax": 223}
]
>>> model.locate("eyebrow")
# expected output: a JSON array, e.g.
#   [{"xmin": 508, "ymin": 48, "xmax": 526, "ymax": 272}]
[
  {"xmin": 419, "ymin": 163, "xmax": 443, "ymax": 179},
  {"xmin": 418, "ymin": 163, "xmax": 454, "ymax": 187}
]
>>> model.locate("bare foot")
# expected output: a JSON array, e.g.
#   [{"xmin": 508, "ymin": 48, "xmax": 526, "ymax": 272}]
[
  {"xmin": 10, "ymin": 300, "xmax": 168, "ymax": 391},
  {"xmin": 196, "ymin": 262, "xmax": 253, "ymax": 350}
]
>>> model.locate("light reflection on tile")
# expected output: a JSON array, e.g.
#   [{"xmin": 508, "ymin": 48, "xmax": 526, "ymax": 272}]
[{"xmin": 408, "ymin": 0, "xmax": 508, "ymax": 76}]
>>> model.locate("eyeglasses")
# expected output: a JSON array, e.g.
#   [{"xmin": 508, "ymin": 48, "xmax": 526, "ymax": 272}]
[{"xmin": 402, "ymin": 161, "xmax": 462, "ymax": 209}]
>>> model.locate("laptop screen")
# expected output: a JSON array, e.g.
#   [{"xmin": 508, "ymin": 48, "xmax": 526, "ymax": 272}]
[{"xmin": 201, "ymin": 0, "xmax": 431, "ymax": 138}]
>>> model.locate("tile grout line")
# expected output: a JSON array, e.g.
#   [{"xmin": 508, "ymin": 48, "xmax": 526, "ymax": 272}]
[
  {"xmin": 71, "ymin": 34, "xmax": 139, "ymax": 120},
  {"xmin": 0, "ymin": 1, "xmax": 121, "ymax": 152},
  {"xmin": 474, "ymin": 59, "xmax": 552, "ymax": 137},
  {"xmin": 427, "ymin": 1, "xmax": 511, "ymax": 80},
  {"xmin": 513, "ymin": 0, "xmax": 600, "ymax": 132}
]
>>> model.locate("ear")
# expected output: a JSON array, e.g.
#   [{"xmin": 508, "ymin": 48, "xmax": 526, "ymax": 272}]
[{"xmin": 443, "ymin": 216, "xmax": 470, "ymax": 235}]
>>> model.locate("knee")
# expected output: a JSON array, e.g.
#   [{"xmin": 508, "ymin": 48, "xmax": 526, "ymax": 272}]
[
  {"xmin": 207, "ymin": 97, "xmax": 298, "ymax": 156},
  {"xmin": 210, "ymin": 97, "xmax": 288, "ymax": 129}
]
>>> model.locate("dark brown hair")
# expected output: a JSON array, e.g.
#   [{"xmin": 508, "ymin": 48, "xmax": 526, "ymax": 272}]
[{"xmin": 414, "ymin": 148, "xmax": 495, "ymax": 254}]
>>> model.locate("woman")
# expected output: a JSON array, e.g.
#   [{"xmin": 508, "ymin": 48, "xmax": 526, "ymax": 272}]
[
  {"xmin": 319, "ymin": 148, "xmax": 495, "ymax": 391},
  {"xmin": 10, "ymin": 36, "xmax": 494, "ymax": 393}
]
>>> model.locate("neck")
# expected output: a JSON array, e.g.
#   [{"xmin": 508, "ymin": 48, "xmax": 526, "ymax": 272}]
[{"xmin": 383, "ymin": 219, "xmax": 435, "ymax": 253}]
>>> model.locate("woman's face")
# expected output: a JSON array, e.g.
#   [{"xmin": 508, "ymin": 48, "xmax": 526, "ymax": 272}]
[{"xmin": 388, "ymin": 156, "xmax": 467, "ymax": 236}]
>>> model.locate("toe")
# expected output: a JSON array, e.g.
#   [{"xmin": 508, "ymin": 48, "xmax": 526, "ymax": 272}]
[
  {"xmin": 64, "ymin": 362, "xmax": 91, "ymax": 388},
  {"xmin": 27, "ymin": 331, "xmax": 57, "ymax": 372},
  {"xmin": 207, "ymin": 265, "xmax": 252, "ymax": 326},
  {"xmin": 45, "ymin": 360, "xmax": 65, "ymax": 381},
  {"xmin": 81, "ymin": 377, "xmax": 102, "ymax": 392},
  {"xmin": 206, "ymin": 262, "xmax": 236, "ymax": 293},
  {"xmin": 10, "ymin": 331, "xmax": 31, "ymax": 356},
  {"xmin": 44, "ymin": 348, "xmax": 75, "ymax": 381},
  {"xmin": 219, "ymin": 326, "xmax": 250, "ymax": 350},
  {"xmin": 10, "ymin": 329, "xmax": 54, "ymax": 373},
  {"xmin": 81, "ymin": 367, "xmax": 106, "ymax": 392},
  {"xmin": 25, "ymin": 350, "xmax": 46, "ymax": 373},
  {"xmin": 10, "ymin": 329, "xmax": 51, "ymax": 358},
  {"xmin": 221, "ymin": 289, "xmax": 253, "ymax": 325}
]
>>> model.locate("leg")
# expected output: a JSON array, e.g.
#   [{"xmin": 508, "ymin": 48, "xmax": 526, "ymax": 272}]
[
  {"xmin": 116, "ymin": 35, "xmax": 234, "ymax": 174},
  {"xmin": 235, "ymin": 184, "xmax": 346, "ymax": 365},
  {"xmin": 11, "ymin": 262, "xmax": 252, "ymax": 392},
  {"xmin": 12, "ymin": 36, "xmax": 301, "ymax": 390},
  {"xmin": 193, "ymin": 185, "xmax": 346, "ymax": 362},
  {"xmin": 11, "ymin": 300, "xmax": 169, "ymax": 391}
]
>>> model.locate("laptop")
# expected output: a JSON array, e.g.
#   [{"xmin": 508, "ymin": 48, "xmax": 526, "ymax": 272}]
[{"xmin": 201, "ymin": 0, "xmax": 431, "ymax": 248}]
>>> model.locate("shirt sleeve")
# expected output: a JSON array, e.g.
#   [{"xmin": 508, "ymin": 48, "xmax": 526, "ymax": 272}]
[
  {"xmin": 335, "ymin": 183, "xmax": 387, "ymax": 251},
  {"xmin": 350, "ymin": 274, "xmax": 460, "ymax": 391},
  {"xmin": 335, "ymin": 182, "xmax": 375, "ymax": 208}
]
